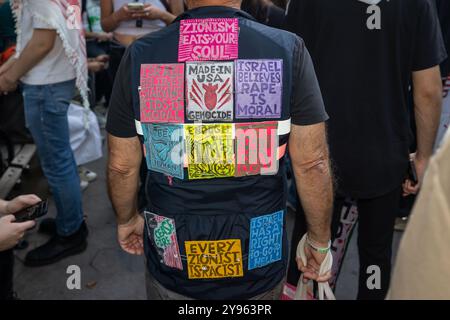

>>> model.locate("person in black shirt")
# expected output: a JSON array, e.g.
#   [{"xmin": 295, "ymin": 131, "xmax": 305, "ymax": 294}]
[
  {"xmin": 106, "ymin": 0, "xmax": 333, "ymax": 300},
  {"xmin": 286, "ymin": 0, "xmax": 447, "ymax": 299},
  {"xmin": 241, "ymin": 0, "xmax": 285, "ymax": 28}
]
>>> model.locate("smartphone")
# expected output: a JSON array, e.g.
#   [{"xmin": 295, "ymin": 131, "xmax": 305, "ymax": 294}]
[
  {"xmin": 13, "ymin": 200, "xmax": 48, "ymax": 223},
  {"xmin": 127, "ymin": 2, "xmax": 144, "ymax": 11},
  {"xmin": 407, "ymin": 159, "xmax": 418, "ymax": 186}
]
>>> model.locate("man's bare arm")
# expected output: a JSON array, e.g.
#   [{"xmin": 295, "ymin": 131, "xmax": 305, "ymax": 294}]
[
  {"xmin": 289, "ymin": 123, "xmax": 333, "ymax": 245},
  {"xmin": 3, "ymin": 29, "xmax": 56, "ymax": 83},
  {"xmin": 412, "ymin": 65, "xmax": 443, "ymax": 160},
  {"xmin": 403, "ymin": 65, "xmax": 443, "ymax": 195},
  {"xmin": 107, "ymin": 134, "xmax": 142, "ymax": 224}
]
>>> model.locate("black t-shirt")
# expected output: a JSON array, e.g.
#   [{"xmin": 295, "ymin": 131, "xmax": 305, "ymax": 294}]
[
  {"xmin": 106, "ymin": 6, "xmax": 328, "ymax": 299},
  {"xmin": 287, "ymin": 0, "xmax": 448, "ymax": 198},
  {"xmin": 107, "ymin": 31, "xmax": 327, "ymax": 138}
]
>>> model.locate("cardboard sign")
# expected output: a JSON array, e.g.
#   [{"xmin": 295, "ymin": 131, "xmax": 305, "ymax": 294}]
[
  {"xmin": 144, "ymin": 211, "xmax": 183, "ymax": 270},
  {"xmin": 235, "ymin": 60, "xmax": 283, "ymax": 119},
  {"xmin": 248, "ymin": 211, "xmax": 284, "ymax": 270},
  {"xmin": 185, "ymin": 124, "xmax": 235, "ymax": 180},
  {"xmin": 186, "ymin": 62, "xmax": 234, "ymax": 122},
  {"xmin": 139, "ymin": 64, "xmax": 184, "ymax": 123},
  {"xmin": 235, "ymin": 122, "xmax": 279, "ymax": 176},
  {"xmin": 185, "ymin": 239, "xmax": 243, "ymax": 279},
  {"xmin": 143, "ymin": 123, "xmax": 184, "ymax": 179},
  {"xmin": 178, "ymin": 18, "xmax": 239, "ymax": 62}
]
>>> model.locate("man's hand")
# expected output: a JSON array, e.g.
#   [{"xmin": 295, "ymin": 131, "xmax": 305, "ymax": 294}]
[
  {"xmin": 0, "ymin": 215, "xmax": 35, "ymax": 251},
  {"xmin": 297, "ymin": 237, "xmax": 332, "ymax": 283},
  {"xmin": 108, "ymin": 134, "xmax": 143, "ymax": 254},
  {"xmin": 403, "ymin": 153, "xmax": 430, "ymax": 196},
  {"xmin": 117, "ymin": 214, "xmax": 144, "ymax": 255},
  {"xmin": 2, "ymin": 194, "xmax": 42, "ymax": 216}
]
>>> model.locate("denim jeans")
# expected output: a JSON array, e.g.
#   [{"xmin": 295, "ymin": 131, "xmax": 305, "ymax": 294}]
[{"xmin": 22, "ymin": 79, "xmax": 83, "ymax": 236}]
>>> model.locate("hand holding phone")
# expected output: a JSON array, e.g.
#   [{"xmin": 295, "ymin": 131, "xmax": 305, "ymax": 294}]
[
  {"xmin": 0, "ymin": 215, "xmax": 35, "ymax": 251},
  {"xmin": 127, "ymin": 2, "xmax": 144, "ymax": 11},
  {"xmin": 403, "ymin": 153, "xmax": 430, "ymax": 196},
  {"xmin": 13, "ymin": 200, "xmax": 48, "ymax": 223}
]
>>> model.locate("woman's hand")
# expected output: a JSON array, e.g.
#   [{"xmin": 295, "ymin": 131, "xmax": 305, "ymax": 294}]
[
  {"xmin": 95, "ymin": 32, "xmax": 114, "ymax": 42},
  {"xmin": 114, "ymin": 5, "xmax": 136, "ymax": 23},
  {"xmin": 0, "ymin": 57, "xmax": 16, "ymax": 76},
  {"xmin": 133, "ymin": 4, "xmax": 175, "ymax": 25}
]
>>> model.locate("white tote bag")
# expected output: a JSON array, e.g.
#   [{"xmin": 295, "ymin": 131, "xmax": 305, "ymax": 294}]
[{"xmin": 68, "ymin": 102, "xmax": 103, "ymax": 166}]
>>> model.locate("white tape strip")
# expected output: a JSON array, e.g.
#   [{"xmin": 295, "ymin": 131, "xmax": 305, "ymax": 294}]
[
  {"xmin": 135, "ymin": 120, "xmax": 143, "ymax": 136},
  {"xmin": 135, "ymin": 118, "xmax": 291, "ymax": 136},
  {"xmin": 277, "ymin": 118, "xmax": 291, "ymax": 136}
]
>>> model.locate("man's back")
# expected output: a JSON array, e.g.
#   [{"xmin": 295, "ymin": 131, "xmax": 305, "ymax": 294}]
[
  {"xmin": 287, "ymin": 0, "xmax": 447, "ymax": 198},
  {"xmin": 107, "ymin": 6, "xmax": 328, "ymax": 299}
]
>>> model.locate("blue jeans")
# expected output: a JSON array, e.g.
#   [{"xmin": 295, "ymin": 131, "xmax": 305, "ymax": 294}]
[{"xmin": 22, "ymin": 79, "xmax": 83, "ymax": 236}]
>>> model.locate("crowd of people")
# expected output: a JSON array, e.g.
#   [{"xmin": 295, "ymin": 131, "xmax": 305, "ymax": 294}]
[{"xmin": 0, "ymin": 0, "xmax": 449, "ymax": 301}]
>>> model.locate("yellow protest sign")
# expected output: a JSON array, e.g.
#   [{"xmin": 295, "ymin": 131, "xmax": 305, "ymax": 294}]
[
  {"xmin": 185, "ymin": 239, "xmax": 244, "ymax": 279},
  {"xmin": 185, "ymin": 124, "xmax": 235, "ymax": 179}
]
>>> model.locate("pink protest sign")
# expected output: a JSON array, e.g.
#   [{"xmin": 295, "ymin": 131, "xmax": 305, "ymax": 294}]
[
  {"xmin": 140, "ymin": 64, "xmax": 184, "ymax": 123},
  {"xmin": 178, "ymin": 18, "xmax": 239, "ymax": 62},
  {"xmin": 235, "ymin": 122, "xmax": 278, "ymax": 177}
]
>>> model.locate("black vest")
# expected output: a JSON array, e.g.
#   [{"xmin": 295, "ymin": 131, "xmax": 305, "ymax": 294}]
[{"xmin": 129, "ymin": 6, "xmax": 299, "ymax": 299}]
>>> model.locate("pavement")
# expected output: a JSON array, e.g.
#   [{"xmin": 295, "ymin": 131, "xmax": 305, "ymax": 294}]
[{"xmin": 9, "ymin": 141, "xmax": 403, "ymax": 300}]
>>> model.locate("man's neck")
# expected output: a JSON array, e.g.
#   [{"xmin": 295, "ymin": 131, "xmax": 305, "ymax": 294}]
[{"xmin": 187, "ymin": 1, "xmax": 241, "ymax": 10}]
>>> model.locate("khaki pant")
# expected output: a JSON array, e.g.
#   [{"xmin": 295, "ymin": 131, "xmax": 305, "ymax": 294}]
[{"xmin": 145, "ymin": 270, "xmax": 283, "ymax": 300}]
